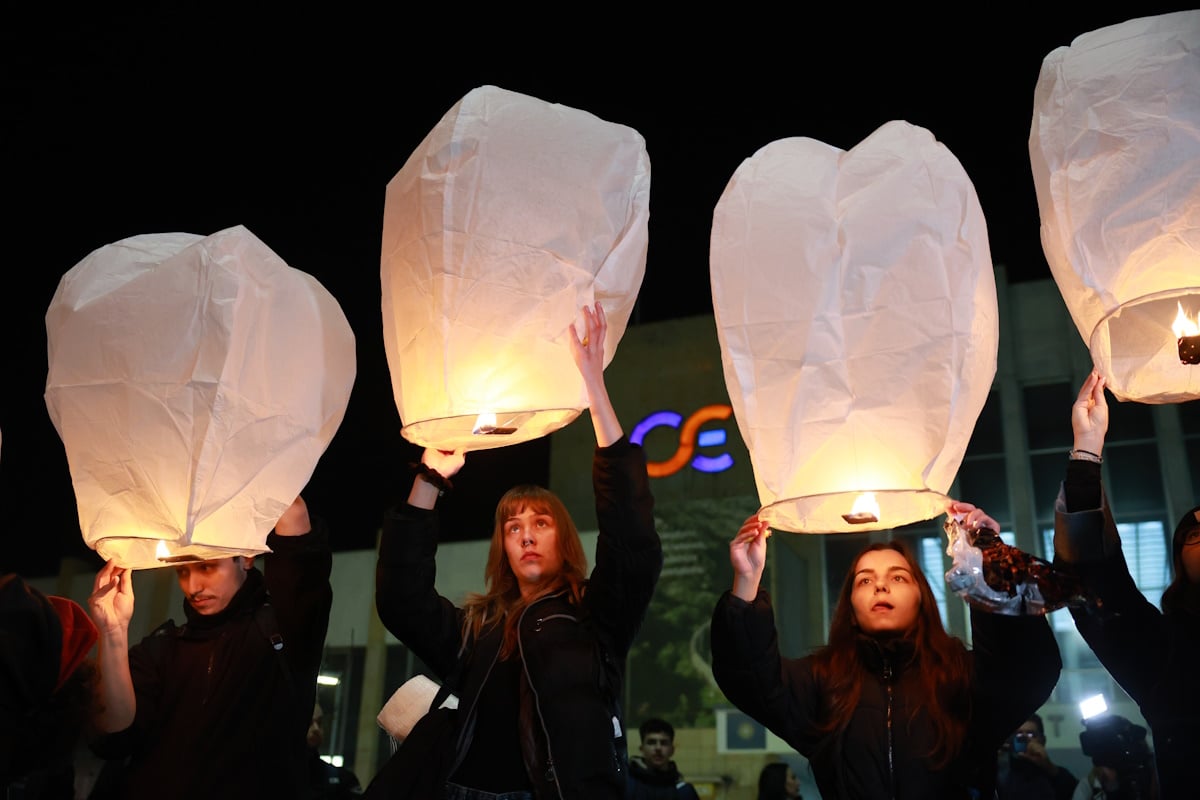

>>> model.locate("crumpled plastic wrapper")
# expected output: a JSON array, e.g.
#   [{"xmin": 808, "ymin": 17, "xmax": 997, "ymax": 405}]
[{"xmin": 944, "ymin": 514, "xmax": 1087, "ymax": 615}]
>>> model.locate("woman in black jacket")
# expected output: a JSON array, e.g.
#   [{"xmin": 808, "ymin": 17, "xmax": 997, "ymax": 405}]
[
  {"xmin": 1054, "ymin": 371, "xmax": 1198, "ymax": 799},
  {"xmin": 711, "ymin": 503, "xmax": 1062, "ymax": 799},
  {"xmin": 369, "ymin": 303, "xmax": 662, "ymax": 800}
]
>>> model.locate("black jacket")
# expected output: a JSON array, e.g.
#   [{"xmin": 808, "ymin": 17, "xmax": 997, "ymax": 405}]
[
  {"xmin": 374, "ymin": 437, "xmax": 662, "ymax": 799},
  {"xmin": 90, "ymin": 523, "xmax": 333, "ymax": 800},
  {"xmin": 710, "ymin": 590, "xmax": 1061, "ymax": 799},
  {"xmin": 626, "ymin": 757, "xmax": 702, "ymax": 800},
  {"xmin": 1055, "ymin": 483, "xmax": 1199, "ymax": 800}
]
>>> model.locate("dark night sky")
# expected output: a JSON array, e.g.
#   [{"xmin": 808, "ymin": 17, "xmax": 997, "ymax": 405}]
[{"xmin": 3, "ymin": 6, "xmax": 1191, "ymax": 576}]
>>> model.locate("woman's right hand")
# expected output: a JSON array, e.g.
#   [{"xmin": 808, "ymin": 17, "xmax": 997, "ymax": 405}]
[
  {"xmin": 422, "ymin": 447, "xmax": 465, "ymax": 479},
  {"xmin": 730, "ymin": 513, "xmax": 770, "ymax": 602}
]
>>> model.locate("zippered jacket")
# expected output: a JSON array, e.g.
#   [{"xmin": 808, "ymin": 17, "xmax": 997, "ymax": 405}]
[
  {"xmin": 375, "ymin": 437, "xmax": 662, "ymax": 799},
  {"xmin": 710, "ymin": 589, "xmax": 1060, "ymax": 799}
]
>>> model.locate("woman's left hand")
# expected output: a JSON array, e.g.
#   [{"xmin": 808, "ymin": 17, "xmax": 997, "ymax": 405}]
[
  {"xmin": 947, "ymin": 500, "xmax": 999, "ymax": 534},
  {"xmin": 569, "ymin": 302, "xmax": 607, "ymax": 381}
]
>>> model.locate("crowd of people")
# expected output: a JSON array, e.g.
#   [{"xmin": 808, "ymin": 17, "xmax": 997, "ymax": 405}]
[{"xmin": 3, "ymin": 308, "xmax": 1197, "ymax": 800}]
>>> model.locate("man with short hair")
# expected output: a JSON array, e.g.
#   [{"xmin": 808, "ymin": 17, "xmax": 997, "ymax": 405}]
[
  {"xmin": 87, "ymin": 496, "xmax": 332, "ymax": 800},
  {"xmin": 626, "ymin": 717, "xmax": 701, "ymax": 800},
  {"xmin": 996, "ymin": 712, "xmax": 1077, "ymax": 800}
]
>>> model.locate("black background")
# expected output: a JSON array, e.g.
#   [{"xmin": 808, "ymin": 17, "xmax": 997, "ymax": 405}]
[{"xmin": 4, "ymin": 6, "xmax": 1191, "ymax": 576}]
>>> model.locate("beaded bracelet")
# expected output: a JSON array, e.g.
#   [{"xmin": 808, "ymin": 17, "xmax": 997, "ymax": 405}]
[
  {"xmin": 1068, "ymin": 448, "xmax": 1103, "ymax": 464},
  {"xmin": 411, "ymin": 462, "xmax": 454, "ymax": 495}
]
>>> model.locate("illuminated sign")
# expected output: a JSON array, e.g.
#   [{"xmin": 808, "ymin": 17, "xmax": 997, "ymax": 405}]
[{"xmin": 629, "ymin": 404, "xmax": 735, "ymax": 477}]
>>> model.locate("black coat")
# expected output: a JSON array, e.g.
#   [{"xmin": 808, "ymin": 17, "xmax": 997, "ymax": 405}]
[
  {"xmin": 89, "ymin": 524, "xmax": 333, "ymax": 800},
  {"xmin": 710, "ymin": 590, "xmax": 1061, "ymax": 799},
  {"xmin": 1055, "ymin": 495, "xmax": 1200, "ymax": 800},
  {"xmin": 373, "ymin": 437, "xmax": 662, "ymax": 799}
]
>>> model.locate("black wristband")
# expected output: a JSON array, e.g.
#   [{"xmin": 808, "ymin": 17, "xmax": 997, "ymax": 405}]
[{"xmin": 411, "ymin": 462, "xmax": 453, "ymax": 495}]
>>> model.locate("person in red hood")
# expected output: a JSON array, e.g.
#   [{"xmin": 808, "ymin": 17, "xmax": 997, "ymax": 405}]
[{"xmin": 1, "ymin": 572, "xmax": 99, "ymax": 798}]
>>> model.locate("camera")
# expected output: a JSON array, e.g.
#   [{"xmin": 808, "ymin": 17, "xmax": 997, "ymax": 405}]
[
  {"xmin": 1078, "ymin": 712, "xmax": 1154, "ymax": 800},
  {"xmin": 1009, "ymin": 730, "xmax": 1035, "ymax": 754}
]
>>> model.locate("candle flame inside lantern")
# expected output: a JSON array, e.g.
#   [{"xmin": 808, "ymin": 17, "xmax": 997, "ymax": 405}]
[
  {"xmin": 472, "ymin": 412, "xmax": 517, "ymax": 436},
  {"xmin": 155, "ymin": 539, "xmax": 201, "ymax": 564},
  {"xmin": 1172, "ymin": 302, "xmax": 1200, "ymax": 338},
  {"xmin": 842, "ymin": 492, "xmax": 881, "ymax": 525}
]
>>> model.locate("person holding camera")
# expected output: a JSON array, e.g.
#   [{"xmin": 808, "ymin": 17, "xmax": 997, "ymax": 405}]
[
  {"xmin": 996, "ymin": 713, "xmax": 1077, "ymax": 800},
  {"xmin": 1053, "ymin": 372, "xmax": 1200, "ymax": 799},
  {"xmin": 1072, "ymin": 713, "xmax": 1158, "ymax": 800}
]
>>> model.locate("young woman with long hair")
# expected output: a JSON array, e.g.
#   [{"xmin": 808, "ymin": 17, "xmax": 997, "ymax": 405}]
[
  {"xmin": 369, "ymin": 303, "xmax": 662, "ymax": 800},
  {"xmin": 711, "ymin": 503, "xmax": 1062, "ymax": 798}
]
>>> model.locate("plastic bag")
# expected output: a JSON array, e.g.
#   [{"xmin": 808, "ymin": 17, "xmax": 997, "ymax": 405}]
[{"xmin": 944, "ymin": 514, "xmax": 1087, "ymax": 615}]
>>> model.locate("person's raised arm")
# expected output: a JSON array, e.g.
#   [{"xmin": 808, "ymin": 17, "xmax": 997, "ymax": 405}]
[
  {"xmin": 570, "ymin": 302, "xmax": 621, "ymax": 448},
  {"xmin": 88, "ymin": 559, "xmax": 136, "ymax": 733},
  {"xmin": 408, "ymin": 448, "xmax": 465, "ymax": 510},
  {"xmin": 273, "ymin": 495, "xmax": 312, "ymax": 537},
  {"xmin": 730, "ymin": 514, "xmax": 771, "ymax": 602}
]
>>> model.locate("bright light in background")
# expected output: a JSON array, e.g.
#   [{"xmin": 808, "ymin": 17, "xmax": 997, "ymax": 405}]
[
  {"xmin": 1079, "ymin": 693, "xmax": 1108, "ymax": 720},
  {"xmin": 317, "ymin": 674, "xmax": 340, "ymax": 686}
]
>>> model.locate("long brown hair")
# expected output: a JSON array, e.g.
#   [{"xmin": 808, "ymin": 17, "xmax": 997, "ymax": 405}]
[
  {"xmin": 1161, "ymin": 504, "xmax": 1200, "ymax": 615},
  {"xmin": 461, "ymin": 485, "xmax": 590, "ymax": 657},
  {"xmin": 810, "ymin": 539, "xmax": 972, "ymax": 767}
]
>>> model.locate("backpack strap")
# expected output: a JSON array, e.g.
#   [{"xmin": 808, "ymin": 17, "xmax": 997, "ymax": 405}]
[{"xmin": 254, "ymin": 601, "xmax": 295, "ymax": 698}]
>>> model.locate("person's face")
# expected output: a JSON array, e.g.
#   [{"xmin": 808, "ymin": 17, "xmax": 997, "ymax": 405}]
[
  {"xmin": 639, "ymin": 731, "xmax": 674, "ymax": 772},
  {"xmin": 784, "ymin": 767, "xmax": 800, "ymax": 797},
  {"xmin": 851, "ymin": 549, "xmax": 921, "ymax": 634},
  {"xmin": 174, "ymin": 557, "xmax": 250, "ymax": 615},
  {"xmin": 503, "ymin": 506, "xmax": 563, "ymax": 597},
  {"xmin": 1181, "ymin": 522, "xmax": 1200, "ymax": 583}
]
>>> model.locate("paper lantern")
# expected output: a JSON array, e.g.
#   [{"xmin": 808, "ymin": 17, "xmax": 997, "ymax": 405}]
[
  {"xmin": 381, "ymin": 84, "xmax": 650, "ymax": 452},
  {"xmin": 1030, "ymin": 10, "xmax": 1200, "ymax": 403},
  {"xmin": 710, "ymin": 121, "xmax": 998, "ymax": 534},
  {"xmin": 44, "ymin": 225, "xmax": 356, "ymax": 570}
]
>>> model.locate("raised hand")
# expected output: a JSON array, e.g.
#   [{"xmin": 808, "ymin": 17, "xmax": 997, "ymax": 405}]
[
  {"xmin": 274, "ymin": 495, "xmax": 312, "ymax": 537},
  {"xmin": 89, "ymin": 559, "xmax": 135, "ymax": 634},
  {"xmin": 730, "ymin": 514, "xmax": 771, "ymax": 602},
  {"xmin": 1071, "ymin": 371, "xmax": 1108, "ymax": 456},
  {"xmin": 422, "ymin": 447, "xmax": 465, "ymax": 480}
]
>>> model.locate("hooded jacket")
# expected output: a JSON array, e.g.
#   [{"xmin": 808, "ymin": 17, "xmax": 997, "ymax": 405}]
[
  {"xmin": 374, "ymin": 437, "xmax": 662, "ymax": 799},
  {"xmin": 89, "ymin": 523, "xmax": 332, "ymax": 800},
  {"xmin": 711, "ymin": 590, "xmax": 1061, "ymax": 799},
  {"xmin": 626, "ymin": 756, "xmax": 702, "ymax": 800}
]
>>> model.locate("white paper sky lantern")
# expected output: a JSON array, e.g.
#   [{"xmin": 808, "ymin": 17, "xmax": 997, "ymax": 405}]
[
  {"xmin": 1030, "ymin": 10, "xmax": 1200, "ymax": 403},
  {"xmin": 381, "ymin": 84, "xmax": 650, "ymax": 452},
  {"xmin": 710, "ymin": 121, "xmax": 998, "ymax": 534},
  {"xmin": 45, "ymin": 225, "xmax": 356, "ymax": 570}
]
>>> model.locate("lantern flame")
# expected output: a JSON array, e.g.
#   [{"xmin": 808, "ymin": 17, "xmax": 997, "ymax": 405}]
[
  {"xmin": 841, "ymin": 492, "xmax": 881, "ymax": 525},
  {"xmin": 155, "ymin": 539, "xmax": 201, "ymax": 564},
  {"xmin": 1172, "ymin": 303, "xmax": 1200, "ymax": 338},
  {"xmin": 471, "ymin": 411, "xmax": 519, "ymax": 436}
]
